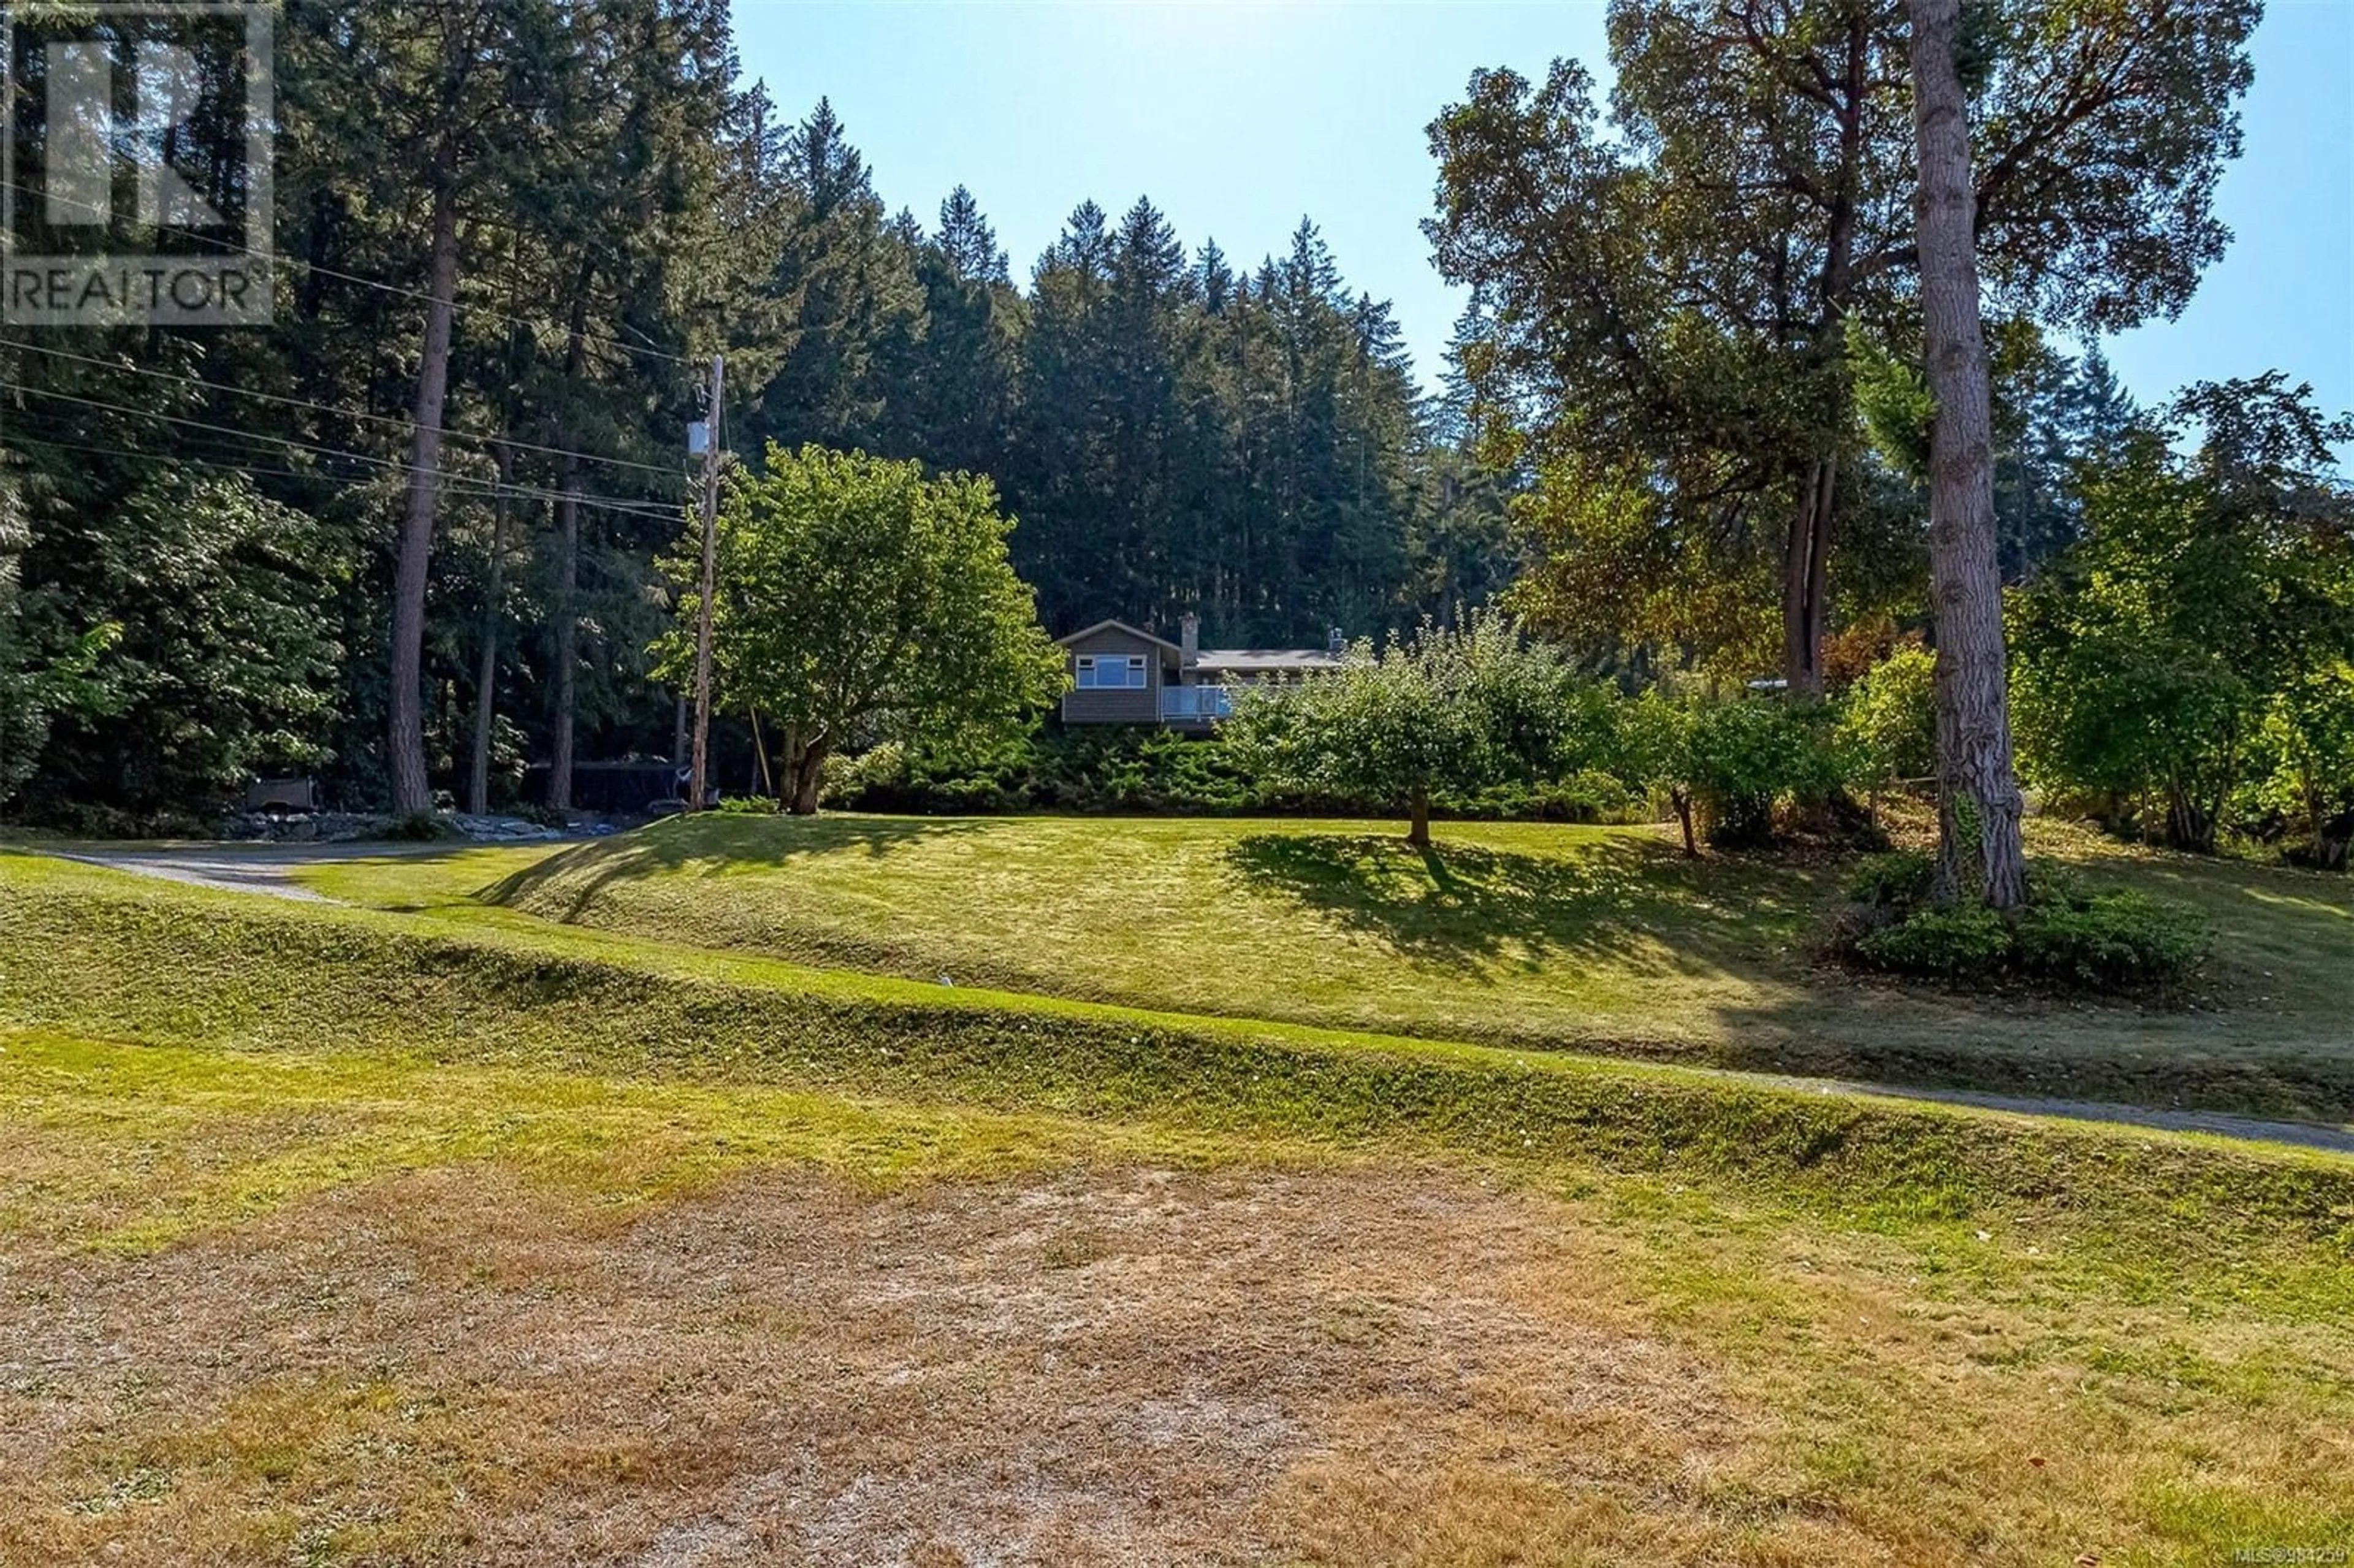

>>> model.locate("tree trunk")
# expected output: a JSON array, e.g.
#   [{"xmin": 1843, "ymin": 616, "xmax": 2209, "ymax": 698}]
[
  {"xmin": 787, "ymin": 736, "xmax": 828, "ymax": 815},
  {"xmin": 1908, "ymin": 0, "xmax": 2028, "ymax": 910},
  {"xmin": 464, "ymin": 443, "xmax": 512, "ymax": 816},
  {"xmin": 1781, "ymin": 454, "xmax": 1835, "ymax": 696},
  {"xmin": 1672, "ymin": 786, "xmax": 1698, "ymax": 858},
  {"xmin": 1406, "ymin": 785, "xmax": 1431, "ymax": 849},
  {"xmin": 2165, "ymin": 784, "xmax": 2215, "ymax": 854},
  {"xmin": 387, "ymin": 177, "xmax": 460, "ymax": 814}
]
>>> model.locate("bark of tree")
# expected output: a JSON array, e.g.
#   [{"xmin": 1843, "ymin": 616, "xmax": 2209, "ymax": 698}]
[
  {"xmin": 1407, "ymin": 785, "xmax": 1431, "ymax": 849},
  {"xmin": 1781, "ymin": 455, "xmax": 1836, "ymax": 696},
  {"xmin": 1778, "ymin": 17, "xmax": 1867, "ymax": 697},
  {"xmin": 464, "ymin": 441, "xmax": 512, "ymax": 815},
  {"xmin": 1908, "ymin": 0, "xmax": 2029, "ymax": 910},
  {"xmin": 387, "ymin": 176, "xmax": 460, "ymax": 815},
  {"xmin": 781, "ymin": 728, "xmax": 828, "ymax": 815}
]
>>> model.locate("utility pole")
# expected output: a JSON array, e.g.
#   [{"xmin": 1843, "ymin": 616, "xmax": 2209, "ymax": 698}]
[{"xmin": 687, "ymin": 353, "xmax": 725, "ymax": 812}]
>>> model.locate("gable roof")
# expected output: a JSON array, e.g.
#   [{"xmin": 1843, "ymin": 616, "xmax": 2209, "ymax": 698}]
[{"xmin": 1054, "ymin": 617, "xmax": 1183, "ymax": 653}]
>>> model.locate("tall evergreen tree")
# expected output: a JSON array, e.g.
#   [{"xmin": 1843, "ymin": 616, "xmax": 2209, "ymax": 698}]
[{"xmin": 749, "ymin": 99, "xmax": 925, "ymax": 456}]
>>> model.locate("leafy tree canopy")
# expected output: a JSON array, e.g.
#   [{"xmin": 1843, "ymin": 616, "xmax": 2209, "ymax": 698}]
[
  {"xmin": 1428, "ymin": 0, "xmax": 2258, "ymax": 684},
  {"xmin": 2013, "ymin": 375, "xmax": 2354, "ymax": 853},
  {"xmin": 656, "ymin": 444, "xmax": 1065, "ymax": 812},
  {"xmin": 1225, "ymin": 607, "xmax": 1602, "ymax": 846}
]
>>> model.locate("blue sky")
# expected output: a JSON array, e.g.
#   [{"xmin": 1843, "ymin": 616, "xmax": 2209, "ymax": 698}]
[{"xmin": 735, "ymin": 0, "xmax": 2352, "ymax": 419}]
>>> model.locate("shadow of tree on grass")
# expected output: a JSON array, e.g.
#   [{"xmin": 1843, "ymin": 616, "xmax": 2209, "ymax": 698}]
[
  {"xmin": 481, "ymin": 814, "xmax": 989, "ymax": 926},
  {"xmin": 1223, "ymin": 831, "xmax": 1811, "ymax": 978}
]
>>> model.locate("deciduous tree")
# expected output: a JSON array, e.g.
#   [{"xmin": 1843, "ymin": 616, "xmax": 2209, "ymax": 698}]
[
  {"xmin": 1227, "ymin": 609, "xmax": 1589, "ymax": 847},
  {"xmin": 1428, "ymin": 0, "xmax": 2258, "ymax": 692},
  {"xmin": 655, "ymin": 446, "xmax": 1064, "ymax": 813}
]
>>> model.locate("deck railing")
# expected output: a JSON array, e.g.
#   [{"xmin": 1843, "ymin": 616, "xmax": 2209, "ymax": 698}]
[{"xmin": 1159, "ymin": 685, "xmax": 1235, "ymax": 721}]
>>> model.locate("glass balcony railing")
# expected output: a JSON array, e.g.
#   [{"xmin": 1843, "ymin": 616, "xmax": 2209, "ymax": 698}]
[{"xmin": 1159, "ymin": 685, "xmax": 1235, "ymax": 721}]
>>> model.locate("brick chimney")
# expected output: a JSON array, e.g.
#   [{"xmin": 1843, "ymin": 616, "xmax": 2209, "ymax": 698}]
[{"xmin": 1180, "ymin": 612, "xmax": 1200, "ymax": 667}]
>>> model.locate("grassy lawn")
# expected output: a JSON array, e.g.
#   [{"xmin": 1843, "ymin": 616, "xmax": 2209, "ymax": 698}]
[
  {"xmin": 3, "ymin": 850, "xmax": 2353, "ymax": 1562},
  {"xmin": 302, "ymin": 812, "xmax": 2354, "ymax": 1122}
]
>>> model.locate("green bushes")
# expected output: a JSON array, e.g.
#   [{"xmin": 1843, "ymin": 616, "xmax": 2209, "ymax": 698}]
[
  {"xmin": 827, "ymin": 728, "xmax": 1262, "ymax": 815},
  {"xmin": 1836, "ymin": 849, "xmax": 2210, "ymax": 992},
  {"xmin": 1680, "ymin": 695, "xmax": 1848, "ymax": 848},
  {"xmin": 1621, "ymin": 689, "xmax": 1855, "ymax": 853},
  {"xmin": 828, "ymin": 680, "xmax": 1875, "ymax": 845},
  {"xmin": 1844, "ymin": 848, "xmax": 1937, "ymax": 907},
  {"xmin": 1855, "ymin": 904, "xmax": 2014, "ymax": 978},
  {"xmin": 2007, "ymin": 888, "xmax": 2211, "ymax": 990},
  {"xmin": 1222, "ymin": 611, "xmax": 1617, "ymax": 844},
  {"xmin": 1837, "ymin": 642, "xmax": 1938, "ymax": 792},
  {"xmin": 2009, "ymin": 382, "xmax": 2354, "ymax": 867},
  {"xmin": 378, "ymin": 809, "xmax": 462, "ymax": 842},
  {"xmin": 823, "ymin": 723, "xmax": 1647, "ymax": 824}
]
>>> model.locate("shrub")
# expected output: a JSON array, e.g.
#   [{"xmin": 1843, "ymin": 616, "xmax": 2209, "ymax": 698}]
[
  {"xmin": 1224, "ymin": 609, "xmax": 1596, "ymax": 845},
  {"xmin": 1680, "ymin": 696, "xmax": 1847, "ymax": 848},
  {"xmin": 2006, "ymin": 888, "xmax": 2210, "ymax": 991},
  {"xmin": 378, "ymin": 809, "xmax": 460, "ymax": 842},
  {"xmin": 1846, "ymin": 848, "xmax": 1935, "ymax": 907},
  {"xmin": 1837, "ymin": 856, "xmax": 2209, "ymax": 994},
  {"xmin": 821, "ymin": 721, "xmax": 1644, "ymax": 824},
  {"xmin": 1837, "ymin": 642, "xmax": 1937, "ymax": 790},
  {"xmin": 1445, "ymin": 770, "xmax": 1641, "ymax": 825},
  {"xmin": 1854, "ymin": 905, "xmax": 2011, "ymax": 977}
]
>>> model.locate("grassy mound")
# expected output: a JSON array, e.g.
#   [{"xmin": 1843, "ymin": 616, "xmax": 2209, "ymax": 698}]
[
  {"xmin": 9, "ymin": 849, "xmax": 2354, "ymax": 1563},
  {"xmin": 6, "ymin": 852, "xmax": 2352, "ymax": 1292},
  {"xmin": 416, "ymin": 813, "xmax": 2354, "ymax": 1122}
]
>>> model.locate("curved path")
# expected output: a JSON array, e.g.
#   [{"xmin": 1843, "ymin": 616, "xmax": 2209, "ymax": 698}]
[{"xmin": 48, "ymin": 840, "xmax": 474, "ymax": 902}]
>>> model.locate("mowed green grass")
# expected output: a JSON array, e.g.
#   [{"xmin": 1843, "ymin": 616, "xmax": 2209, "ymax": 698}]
[
  {"xmin": 4, "ymin": 850, "xmax": 2354, "ymax": 1563},
  {"xmin": 308, "ymin": 812, "xmax": 2354, "ymax": 1121}
]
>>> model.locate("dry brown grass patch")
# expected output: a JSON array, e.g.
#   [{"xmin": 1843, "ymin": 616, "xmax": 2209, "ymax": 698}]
[{"xmin": 2, "ymin": 1158, "xmax": 2348, "ymax": 1566}]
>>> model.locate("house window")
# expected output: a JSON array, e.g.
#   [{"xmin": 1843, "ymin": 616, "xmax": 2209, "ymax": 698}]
[{"xmin": 1075, "ymin": 653, "xmax": 1147, "ymax": 690}]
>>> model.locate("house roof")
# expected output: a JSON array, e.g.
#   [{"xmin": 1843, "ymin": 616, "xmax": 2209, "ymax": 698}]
[
  {"xmin": 1055, "ymin": 617, "xmax": 1350, "ymax": 672},
  {"xmin": 1053, "ymin": 617, "xmax": 1182, "ymax": 653},
  {"xmin": 1194, "ymin": 648, "xmax": 1348, "ymax": 674}
]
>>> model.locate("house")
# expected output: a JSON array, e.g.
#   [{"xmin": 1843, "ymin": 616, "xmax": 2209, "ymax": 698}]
[{"xmin": 1056, "ymin": 614, "xmax": 1348, "ymax": 729}]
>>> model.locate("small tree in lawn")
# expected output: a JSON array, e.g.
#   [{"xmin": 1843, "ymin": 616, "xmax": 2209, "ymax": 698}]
[
  {"xmin": 1228, "ymin": 607, "xmax": 1581, "ymax": 848},
  {"xmin": 1621, "ymin": 688, "xmax": 1848, "ymax": 856},
  {"xmin": 655, "ymin": 444, "xmax": 1064, "ymax": 813}
]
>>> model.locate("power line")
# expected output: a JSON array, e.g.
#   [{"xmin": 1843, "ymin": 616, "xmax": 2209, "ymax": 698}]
[
  {"xmin": 5, "ymin": 424, "xmax": 688, "ymax": 525},
  {"xmin": 0, "ymin": 336, "xmax": 691, "ymax": 482},
  {"xmin": 0, "ymin": 380, "xmax": 688, "ymax": 522},
  {"xmin": 0, "ymin": 177, "xmax": 704, "ymax": 369}
]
